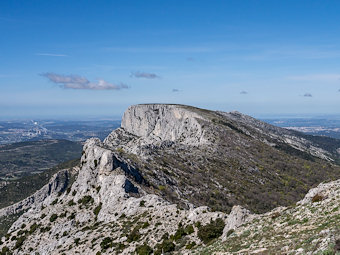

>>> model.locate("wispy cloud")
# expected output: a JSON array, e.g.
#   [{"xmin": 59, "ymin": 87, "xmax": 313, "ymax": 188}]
[
  {"xmin": 41, "ymin": 73, "xmax": 129, "ymax": 90},
  {"xmin": 240, "ymin": 91, "xmax": 248, "ymax": 94},
  {"xmin": 130, "ymin": 72, "xmax": 160, "ymax": 79},
  {"xmin": 288, "ymin": 74, "xmax": 340, "ymax": 82},
  {"xmin": 36, "ymin": 53, "xmax": 68, "ymax": 57},
  {"xmin": 304, "ymin": 93, "xmax": 313, "ymax": 97},
  {"xmin": 105, "ymin": 46, "xmax": 213, "ymax": 53},
  {"xmin": 172, "ymin": 89, "xmax": 180, "ymax": 92}
]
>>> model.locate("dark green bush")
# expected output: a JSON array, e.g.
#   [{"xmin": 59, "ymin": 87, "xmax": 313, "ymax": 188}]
[
  {"xmin": 127, "ymin": 227, "xmax": 141, "ymax": 242},
  {"xmin": 185, "ymin": 241, "xmax": 196, "ymax": 249},
  {"xmin": 1, "ymin": 246, "xmax": 10, "ymax": 255},
  {"xmin": 74, "ymin": 238, "xmax": 80, "ymax": 245},
  {"xmin": 100, "ymin": 237, "xmax": 112, "ymax": 250},
  {"xmin": 29, "ymin": 223, "xmax": 39, "ymax": 234},
  {"xmin": 142, "ymin": 222, "xmax": 150, "ymax": 229},
  {"xmin": 135, "ymin": 244, "xmax": 153, "ymax": 255},
  {"xmin": 184, "ymin": 224, "xmax": 194, "ymax": 235},
  {"xmin": 68, "ymin": 200, "xmax": 76, "ymax": 206},
  {"xmin": 154, "ymin": 240, "xmax": 175, "ymax": 255},
  {"xmin": 49, "ymin": 214, "xmax": 58, "ymax": 222},
  {"xmin": 93, "ymin": 203, "xmax": 102, "ymax": 216},
  {"xmin": 173, "ymin": 227, "xmax": 186, "ymax": 241},
  {"xmin": 15, "ymin": 235, "xmax": 26, "ymax": 249},
  {"xmin": 197, "ymin": 218, "xmax": 225, "ymax": 244},
  {"xmin": 40, "ymin": 226, "xmax": 51, "ymax": 233},
  {"xmin": 226, "ymin": 229, "xmax": 234, "ymax": 237},
  {"xmin": 78, "ymin": 195, "xmax": 94, "ymax": 206}
]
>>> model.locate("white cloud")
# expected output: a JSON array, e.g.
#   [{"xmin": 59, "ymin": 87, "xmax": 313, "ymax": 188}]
[
  {"xmin": 41, "ymin": 73, "xmax": 129, "ymax": 90},
  {"xmin": 36, "ymin": 53, "xmax": 68, "ymax": 57},
  {"xmin": 130, "ymin": 72, "xmax": 160, "ymax": 79}
]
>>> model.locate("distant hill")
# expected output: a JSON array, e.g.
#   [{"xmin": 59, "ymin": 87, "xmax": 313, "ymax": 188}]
[{"xmin": 0, "ymin": 139, "xmax": 82, "ymax": 179}]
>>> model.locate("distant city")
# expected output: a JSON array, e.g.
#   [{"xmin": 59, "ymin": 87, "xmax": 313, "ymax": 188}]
[
  {"xmin": 262, "ymin": 117, "xmax": 340, "ymax": 139},
  {"xmin": 0, "ymin": 119, "xmax": 121, "ymax": 144}
]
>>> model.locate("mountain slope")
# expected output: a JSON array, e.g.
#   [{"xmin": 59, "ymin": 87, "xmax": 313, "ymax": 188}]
[
  {"xmin": 1, "ymin": 104, "xmax": 340, "ymax": 254},
  {"xmin": 104, "ymin": 104, "xmax": 340, "ymax": 213},
  {"xmin": 197, "ymin": 179, "xmax": 340, "ymax": 254}
]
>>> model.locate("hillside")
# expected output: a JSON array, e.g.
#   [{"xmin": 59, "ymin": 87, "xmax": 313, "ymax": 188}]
[
  {"xmin": 104, "ymin": 104, "xmax": 340, "ymax": 213},
  {"xmin": 0, "ymin": 104, "xmax": 340, "ymax": 254},
  {"xmin": 0, "ymin": 139, "xmax": 82, "ymax": 180},
  {"xmin": 0, "ymin": 159, "xmax": 79, "ymax": 239}
]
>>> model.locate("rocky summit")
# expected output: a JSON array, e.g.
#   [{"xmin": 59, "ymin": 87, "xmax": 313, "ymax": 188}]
[{"xmin": 0, "ymin": 104, "xmax": 340, "ymax": 255}]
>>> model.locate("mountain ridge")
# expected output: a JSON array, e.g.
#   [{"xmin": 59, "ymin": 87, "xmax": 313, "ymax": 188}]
[{"xmin": 1, "ymin": 104, "xmax": 340, "ymax": 254}]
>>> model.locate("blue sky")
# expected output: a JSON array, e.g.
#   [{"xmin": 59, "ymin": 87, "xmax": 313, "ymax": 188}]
[{"xmin": 1, "ymin": 0, "xmax": 340, "ymax": 119}]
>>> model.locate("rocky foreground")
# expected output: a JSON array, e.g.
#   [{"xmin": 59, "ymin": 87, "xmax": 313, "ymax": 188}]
[{"xmin": 0, "ymin": 104, "xmax": 340, "ymax": 254}]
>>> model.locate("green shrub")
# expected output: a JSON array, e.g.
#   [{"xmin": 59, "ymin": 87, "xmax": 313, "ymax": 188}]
[
  {"xmin": 78, "ymin": 195, "xmax": 94, "ymax": 206},
  {"xmin": 74, "ymin": 238, "xmax": 80, "ymax": 245},
  {"xmin": 154, "ymin": 240, "xmax": 175, "ymax": 255},
  {"xmin": 226, "ymin": 229, "xmax": 234, "ymax": 237},
  {"xmin": 135, "ymin": 244, "xmax": 153, "ymax": 255},
  {"xmin": 15, "ymin": 235, "xmax": 26, "ymax": 249},
  {"xmin": 100, "ymin": 237, "xmax": 112, "ymax": 250},
  {"xmin": 96, "ymin": 186, "xmax": 101, "ymax": 193},
  {"xmin": 139, "ymin": 200, "xmax": 146, "ymax": 207},
  {"xmin": 184, "ymin": 224, "xmax": 194, "ymax": 235},
  {"xmin": 29, "ymin": 223, "xmax": 39, "ymax": 234},
  {"xmin": 68, "ymin": 200, "xmax": 75, "ymax": 206},
  {"xmin": 68, "ymin": 212, "xmax": 76, "ymax": 220},
  {"xmin": 173, "ymin": 227, "xmax": 186, "ymax": 241},
  {"xmin": 40, "ymin": 226, "xmax": 51, "ymax": 233},
  {"xmin": 1, "ymin": 246, "xmax": 10, "ymax": 255},
  {"xmin": 142, "ymin": 222, "xmax": 150, "ymax": 229},
  {"xmin": 158, "ymin": 185, "xmax": 166, "ymax": 191},
  {"xmin": 49, "ymin": 214, "xmax": 58, "ymax": 222},
  {"xmin": 197, "ymin": 218, "xmax": 225, "ymax": 244},
  {"xmin": 94, "ymin": 160, "xmax": 98, "ymax": 167},
  {"xmin": 93, "ymin": 203, "xmax": 102, "ymax": 216},
  {"xmin": 127, "ymin": 227, "xmax": 141, "ymax": 242},
  {"xmin": 185, "ymin": 241, "xmax": 196, "ymax": 249},
  {"xmin": 66, "ymin": 187, "xmax": 71, "ymax": 194},
  {"xmin": 72, "ymin": 190, "xmax": 77, "ymax": 196}
]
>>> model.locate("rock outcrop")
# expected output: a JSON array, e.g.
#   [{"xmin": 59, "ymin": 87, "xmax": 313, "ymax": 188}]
[
  {"xmin": 121, "ymin": 104, "xmax": 209, "ymax": 146},
  {"xmin": 221, "ymin": 205, "xmax": 253, "ymax": 241},
  {"xmin": 0, "ymin": 168, "xmax": 75, "ymax": 218}
]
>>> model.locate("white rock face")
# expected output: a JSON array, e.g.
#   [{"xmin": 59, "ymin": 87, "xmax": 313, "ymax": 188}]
[
  {"xmin": 221, "ymin": 205, "xmax": 253, "ymax": 241},
  {"xmin": 121, "ymin": 104, "xmax": 209, "ymax": 146},
  {"xmin": 0, "ymin": 168, "xmax": 74, "ymax": 218},
  {"xmin": 0, "ymin": 134, "xmax": 229, "ymax": 255}
]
